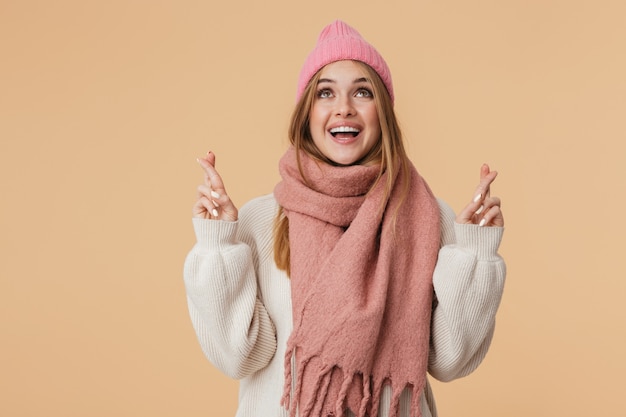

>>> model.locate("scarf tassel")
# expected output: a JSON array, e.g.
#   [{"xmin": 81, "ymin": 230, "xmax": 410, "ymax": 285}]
[
  {"xmin": 297, "ymin": 362, "xmax": 333, "ymax": 417},
  {"xmin": 281, "ymin": 346, "xmax": 294, "ymax": 411},
  {"xmin": 411, "ymin": 384, "xmax": 421, "ymax": 417},
  {"xmin": 309, "ymin": 368, "xmax": 333, "ymax": 417},
  {"xmin": 370, "ymin": 377, "xmax": 424, "ymax": 417},
  {"xmin": 358, "ymin": 373, "xmax": 372, "ymax": 417},
  {"xmin": 334, "ymin": 371, "xmax": 354, "ymax": 416},
  {"xmin": 284, "ymin": 355, "xmax": 425, "ymax": 417}
]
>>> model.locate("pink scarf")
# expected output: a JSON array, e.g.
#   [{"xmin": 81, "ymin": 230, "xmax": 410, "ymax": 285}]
[{"xmin": 274, "ymin": 147, "xmax": 440, "ymax": 417}]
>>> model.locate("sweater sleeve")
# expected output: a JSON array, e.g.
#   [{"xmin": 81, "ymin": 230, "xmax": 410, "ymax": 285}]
[
  {"xmin": 183, "ymin": 200, "xmax": 277, "ymax": 380},
  {"xmin": 427, "ymin": 199, "xmax": 506, "ymax": 382}
]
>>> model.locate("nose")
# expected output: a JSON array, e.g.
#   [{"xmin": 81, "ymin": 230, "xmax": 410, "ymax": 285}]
[{"xmin": 335, "ymin": 95, "xmax": 355, "ymax": 117}]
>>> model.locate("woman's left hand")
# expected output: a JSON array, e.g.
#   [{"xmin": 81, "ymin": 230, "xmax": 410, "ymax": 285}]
[{"xmin": 456, "ymin": 164, "xmax": 504, "ymax": 227}]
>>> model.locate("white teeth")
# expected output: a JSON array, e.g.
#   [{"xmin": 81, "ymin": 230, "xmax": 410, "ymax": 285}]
[{"xmin": 330, "ymin": 126, "xmax": 360, "ymax": 134}]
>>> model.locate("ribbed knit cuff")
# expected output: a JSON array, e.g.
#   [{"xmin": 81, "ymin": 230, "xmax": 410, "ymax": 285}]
[
  {"xmin": 453, "ymin": 223, "xmax": 504, "ymax": 261},
  {"xmin": 192, "ymin": 218, "xmax": 239, "ymax": 248}
]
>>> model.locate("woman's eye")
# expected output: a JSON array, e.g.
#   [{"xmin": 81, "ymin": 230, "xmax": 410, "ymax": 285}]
[
  {"xmin": 356, "ymin": 88, "xmax": 373, "ymax": 98},
  {"xmin": 317, "ymin": 89, "xmax": 333, "ymax": 98}
]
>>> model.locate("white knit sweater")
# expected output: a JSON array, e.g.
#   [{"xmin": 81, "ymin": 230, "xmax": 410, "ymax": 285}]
[{"xmin": 184, "ymin": 194, "xmax": 506, "ymax": 417}]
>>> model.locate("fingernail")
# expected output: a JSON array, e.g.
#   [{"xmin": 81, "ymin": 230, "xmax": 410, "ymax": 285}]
[
  {"xmin": 479, "ymin": 218, "xmax": 487, "ymax": 227},
  {"xmin": 475, "ymin": 205, "xmax": 484, "ymax": 215},
  {"xmin": 210, "ymin": 190, "xmax": 220, "ymax": 199},
  {"xmin": 473, "ymin": 193, "xmax": 482, "ymax": 203},
  {"xmin": 211, "ymin": 209, "xmax": 219, "ymax": 217}
]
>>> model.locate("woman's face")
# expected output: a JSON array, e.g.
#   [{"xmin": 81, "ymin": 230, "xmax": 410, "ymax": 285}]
[{"xmin": 308, "ymin": 60, "xmax": 382, "ymax": 166}]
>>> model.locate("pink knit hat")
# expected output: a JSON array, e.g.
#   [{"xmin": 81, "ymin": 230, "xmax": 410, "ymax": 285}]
[{"xmin": 296, "ymin": 20, "xmax": 394, "ymax": 103}]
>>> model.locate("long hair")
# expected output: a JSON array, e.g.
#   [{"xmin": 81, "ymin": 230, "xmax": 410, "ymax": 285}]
[{"xmin": 273, "ymin": 61, "xmax": 411, "ymax": 274}]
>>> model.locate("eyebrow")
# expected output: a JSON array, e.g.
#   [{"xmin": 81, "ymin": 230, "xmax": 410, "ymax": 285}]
[{"xmin": 317, "ymin": 77, "xmax": 371, "ymax": 84}]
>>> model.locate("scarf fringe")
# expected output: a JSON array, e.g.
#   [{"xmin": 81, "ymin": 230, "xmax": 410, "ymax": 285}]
[
  {"xmin": 358, "ymin": 374, "xmax": 371, "ymax": 417},
  {"xmin": 310, "ymin": 367, "xmax": 333, "ymax": 416},
  {"xmin": 283, "ymin": 352, "xmax": 425, "ymax": 417},
  {"xmin": 411, "ymin": 383, "xmax": 421, "ymax": 417},
  {"xmin": 281, "ymin": 345, "xmax": 293, "ymax": 411},
  {"xmin": 334, "ymin": 372, "xmax": 354, "ymax": 416}
]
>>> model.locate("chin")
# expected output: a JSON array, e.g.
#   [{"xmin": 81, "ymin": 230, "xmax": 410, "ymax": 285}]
[{"xmin": 327, "ymin": 156, "xmax": 365, "ymax": 166}]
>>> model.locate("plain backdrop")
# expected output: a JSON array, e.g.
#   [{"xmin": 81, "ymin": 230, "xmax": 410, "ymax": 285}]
[{"xmin": 1, "ymin": 1, "xmax": 625, "ymax": 416}]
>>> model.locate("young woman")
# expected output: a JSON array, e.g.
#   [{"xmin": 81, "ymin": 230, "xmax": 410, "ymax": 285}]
[{"xmin": 185, "ymin": 20, "xmax": 506, "ymax": 417}]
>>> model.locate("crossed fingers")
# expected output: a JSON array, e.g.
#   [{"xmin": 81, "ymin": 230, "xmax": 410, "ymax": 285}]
[
  {"xmin": 194, "ymin": 152, "xmax": 238, "ymax": 222},
  {"xmin": 457, "ymin": 164, "xmax": 504, "ymax": 227}
]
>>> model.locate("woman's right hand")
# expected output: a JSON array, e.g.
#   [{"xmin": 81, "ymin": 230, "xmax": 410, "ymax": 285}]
[{"xmin": 193, "ymin": 151, "xmax": 238, "ymax": 221}]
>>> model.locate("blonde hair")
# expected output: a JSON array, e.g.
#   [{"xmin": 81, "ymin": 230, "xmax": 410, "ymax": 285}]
[{"xmin": 274, "ymin": 61, "xmax": 411, "ymax": 274}]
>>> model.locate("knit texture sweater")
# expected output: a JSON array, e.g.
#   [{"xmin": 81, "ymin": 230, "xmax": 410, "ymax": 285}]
[{"xmin": 183, "ymin": 194, "xmax": 506, "ymax": 417}]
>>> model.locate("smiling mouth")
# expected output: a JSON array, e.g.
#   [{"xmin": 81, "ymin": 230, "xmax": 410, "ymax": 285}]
[{"xmin": 329, "ymin": 126, "xmax": 360, "ymax": 138}]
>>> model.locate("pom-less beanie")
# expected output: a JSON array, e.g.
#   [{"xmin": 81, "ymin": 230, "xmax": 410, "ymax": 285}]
[{"xmin": 296, "ymin": 20, "xmax": 394, "ymax": 103}]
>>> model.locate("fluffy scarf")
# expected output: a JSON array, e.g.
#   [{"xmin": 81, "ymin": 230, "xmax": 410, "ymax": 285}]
[{"xmin": 273, "ymin": 147, "xmax": 440, "ymax": 417}]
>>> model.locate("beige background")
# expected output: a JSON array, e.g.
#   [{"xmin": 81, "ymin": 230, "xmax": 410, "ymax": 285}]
[{"xmin": 1, "ymin": 1, "xmax": 625, "ymax": 416}]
